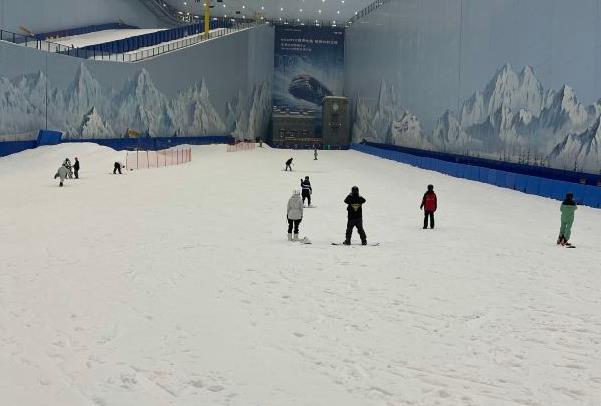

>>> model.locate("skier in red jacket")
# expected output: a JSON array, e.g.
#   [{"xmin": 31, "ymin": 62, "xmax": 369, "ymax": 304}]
[{"xmin": 420, "ymin": 184, "xmax": 437, "ymax": 229}]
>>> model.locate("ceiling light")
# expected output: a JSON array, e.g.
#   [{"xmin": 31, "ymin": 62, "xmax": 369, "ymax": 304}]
[
  {"xmin": 318, "ymin": 9, "xmax": 322, "ymax": 13},
  {"xmin": 183, "ymin": 1, "xmax": 187, "ymax": 5},
  {"xmin": 261, "ymin": 6, "xmax": 264, "ymax": 10},
  {"xmin": 242, "ymin": 5, "xmax": 245, "ymax": 8},
  {"xmin": 280, "ymin": 7, "xmax": 283, "ymax": 11},
  {"xmin": 337, "ymin": 10, "xmax": 340, "ymax": 14},
  {"xmin": 300, "ymin": 8, "xmax": 303, "ymax": 12}
]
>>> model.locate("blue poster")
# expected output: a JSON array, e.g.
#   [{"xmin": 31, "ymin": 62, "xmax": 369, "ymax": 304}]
[{"xmin": 273, "ymin": 25, "xmax": 345, "ymax": 112}]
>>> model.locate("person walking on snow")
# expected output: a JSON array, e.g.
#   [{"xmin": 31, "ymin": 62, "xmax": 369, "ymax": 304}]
[
  {"xmin": 314, "ymin": 146, "xmax": 318, "ymax": 160},
  {"xmin": 73, "ymin": 157, "xmax": 80, "ymax": 179},
  {"xmin": 285, "ymin": 157, "xmax": 293, "ymax": 171},
  {"xmin": 557, "ymin": 192, "xmax": 577, "ymax": 247},
  {"xmin": 287, "ymin": 189, "xmax": 304, "ymax": 241},
  {"xmin": 54, "ymin": 164, "xmax": 69, "ymax": 187},
  {"xmin": 344, "ymin": 186, "xmax": 367, "ymax": 245},
  {"xmin": 420, "ymin": 184, "xmax": 437, "ymax": 229},
  {"xmin": 300, "ymin": 176, "xmax": 312, "ymax": 206}
]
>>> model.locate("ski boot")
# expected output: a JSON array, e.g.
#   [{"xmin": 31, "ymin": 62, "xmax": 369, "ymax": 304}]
[{"xmin": 287, "ymin": 233, "xmax": 293, "ymax": 241}]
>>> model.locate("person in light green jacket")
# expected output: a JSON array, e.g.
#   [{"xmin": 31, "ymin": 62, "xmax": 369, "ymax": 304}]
[{"xmin": 557, "ymin": 192, "xmax": 577, "ymax": 246}]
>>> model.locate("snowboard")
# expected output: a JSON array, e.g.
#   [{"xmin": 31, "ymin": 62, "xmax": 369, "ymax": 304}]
[{"xmin": 331, "ymin": 242, "xmax": 380, "ymax": 246}]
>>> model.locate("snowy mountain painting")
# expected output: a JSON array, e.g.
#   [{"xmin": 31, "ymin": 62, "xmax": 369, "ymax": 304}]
[
  {"xmin": 0, "ymin": 62, "xmax": 271, "ymax": 142},
  {"xmin": 353, "ymin": 64, "xmax": 601, "ymax": 174}
]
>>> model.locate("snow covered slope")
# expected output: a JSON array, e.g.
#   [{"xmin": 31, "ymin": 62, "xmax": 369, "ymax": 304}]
[{"xmin": 1, "ymin": 144, "xmax": 601, "ymax": 405}]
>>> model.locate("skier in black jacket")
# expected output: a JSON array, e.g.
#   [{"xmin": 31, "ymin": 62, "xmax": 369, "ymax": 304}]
[
  {"xmin": 73, "ymin": 157, "xmax": 80, "ymax": 179},
  {"xmin": 344, "ymin": 186, "xmax": 367, "ymax": 245},
  {"xmin": 300, "ymin": 176, "xmax": 312, "ymax": 206},
  {"xmin": 285, "ymin": 158, "xmax": 293, "ymax": 171}
]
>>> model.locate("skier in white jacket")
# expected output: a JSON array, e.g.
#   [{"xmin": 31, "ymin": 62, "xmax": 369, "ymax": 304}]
[
  {"xmin": 54, "ymin": 164, "xmax": 69, "ymax": 187},
  {"xmin": 287, "ymin": 189, "xmax": 304, "ymax": 241}
]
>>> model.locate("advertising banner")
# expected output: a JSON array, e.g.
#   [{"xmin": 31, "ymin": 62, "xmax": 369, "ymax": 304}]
[{"xmin": 273, "ymin": 25, "xmax": 345, "ymax": 113}]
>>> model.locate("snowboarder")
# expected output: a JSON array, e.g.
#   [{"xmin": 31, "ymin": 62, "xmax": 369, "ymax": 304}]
[
  {"xmin": 420, "ymin": 184, "xmax": 437, "ymax": 229},
  {"xmin": 300, "ymin": 176, "xmax": 312, "ymax": 206},
  {"xmin": 314, "ymin": 146, "xmax": 318, "ymax": 160},
  {"xmin": 54, "ymin": 164, "xmax": 69, "ymax": 187},
  {"xmin": 63, "ymin": 158, "xmax": 73, "ymax": 179},
  {"xmin": 557, "ymin": 192, "xmax": 577, "ymax": 247},
  {"xmin": 259, "ymin": 137, "xmax": 263, "ymax": 148},
  {"xmin": 73, "ymin": 157, "xmax": 80, "ymax": 179},
  {"xmin": 287, "ymin": 189, "xmax": 304, "ymax": 241},
  {"xmin": 113, "ymin": 161, "xmax": 124, "ymax": 174},
  {"xmin": 285, "ymin": 158, "xmax": 293, "ymax": 171},
  {"xmin": 344, "ymin": 186, "xmax": 367, "ymax": 245}
]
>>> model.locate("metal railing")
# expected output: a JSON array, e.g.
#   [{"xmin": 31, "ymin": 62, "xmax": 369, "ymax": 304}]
[
  {"xmin": 346, "ymin": 0, "xmax": 394, "ymax": 27},
  {"xmin": 138, "ymin": 0, "xmax": 186, "ymax": 26},
  {"xmin": 0, "ymin": 21, "xmax": 261, "ymax": 63}
]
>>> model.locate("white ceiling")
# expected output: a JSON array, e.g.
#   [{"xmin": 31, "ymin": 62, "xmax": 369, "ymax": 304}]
[{"xmin": 162, "ymin": 0, "xmax": 375, "ymax": 23}]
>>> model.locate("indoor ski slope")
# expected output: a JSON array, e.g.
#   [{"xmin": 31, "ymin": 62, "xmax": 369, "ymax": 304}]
[{"xmin": 1, "ymin": 143, "xmax": 600, "ymax": 406}]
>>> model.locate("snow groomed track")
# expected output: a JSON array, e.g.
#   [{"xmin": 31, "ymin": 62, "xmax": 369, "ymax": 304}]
[{"xmin": 1, "ymin": 143, "xmax": 600, "ymax": 405}]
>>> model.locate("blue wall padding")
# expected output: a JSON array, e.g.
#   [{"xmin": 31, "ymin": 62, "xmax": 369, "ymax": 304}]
[
  {"xmin": 0, "ymin": 136, "xmax": 233, "ymax": 158},
  {"xmin": 362, "ymin": 141, "xmax": 600, "ymax": 186},
  {"xmin": 351, "ymin": 143, "xmax": 601, "ymax": 209},
  {"xmin": 37, "ymin": 130, "xmax": 62, "ymax": 145},
  {"xmin": 61, "ymin": 135, "xmax": 235, "ymax": 151},
  {"xmin": 525, "ymin": 176, "xmax": 541, "ymax": 195},
  {"xmin": 0, "ymin": 141, "xmax": 38, "ymax": 157}
]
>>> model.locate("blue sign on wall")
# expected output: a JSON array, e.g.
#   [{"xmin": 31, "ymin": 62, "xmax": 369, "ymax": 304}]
[{"xmin": 273, "ymin": 25, "xmax": 345, "ymax": 113}]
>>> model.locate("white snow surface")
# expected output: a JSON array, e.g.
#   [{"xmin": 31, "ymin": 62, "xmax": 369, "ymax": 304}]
[
  {"xmin": 48, "ymin": 29, "xmax": 167, "ymax": 48},
  {"xmin": 1, "ymin": 143, "xmax": 601, "ymax": 406}
]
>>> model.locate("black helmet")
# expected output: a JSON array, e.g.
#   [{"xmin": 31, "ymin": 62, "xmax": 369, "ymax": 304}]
[
  {"xmin": 566, "ymin": 192, "xmax": 574, "ymax": 200},
  {"xmin": 305, "ymin": 176, "xmax": 309, "ymax": 180},
  {"xmin": 427, "ymin": 184, "xmax": 434, "ymax": 191},
  {"xmin": 351, "ymin": 186, "xmax": 359, "ymax": 192}
]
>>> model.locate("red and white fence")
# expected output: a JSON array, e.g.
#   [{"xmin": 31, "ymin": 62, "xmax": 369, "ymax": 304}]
[
  {"xmin": 227, "ymin": 142, "xmax": 256, "ymax": 152},
  {"xmin": 126, "ymin": 147, "xmax": 192, "ymax": 170}
]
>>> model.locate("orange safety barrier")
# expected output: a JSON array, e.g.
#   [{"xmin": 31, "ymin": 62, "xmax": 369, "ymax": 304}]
[
  {"xmin": 226, "ymin": 142, "xmax": 256, "ymax": 152},
  {"xmin": 125, "ymin": 147, "xmax": 192, "ymax": 170}
]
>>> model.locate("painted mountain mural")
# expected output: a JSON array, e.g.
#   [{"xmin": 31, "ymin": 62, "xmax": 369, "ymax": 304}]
[
  {"xmin": 0, "ymin": 63, "xmax": 271, "ymax": 142},
  {"xmin": 353, "ymin": 64, "xmax": 601, "ymax": 174}
]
